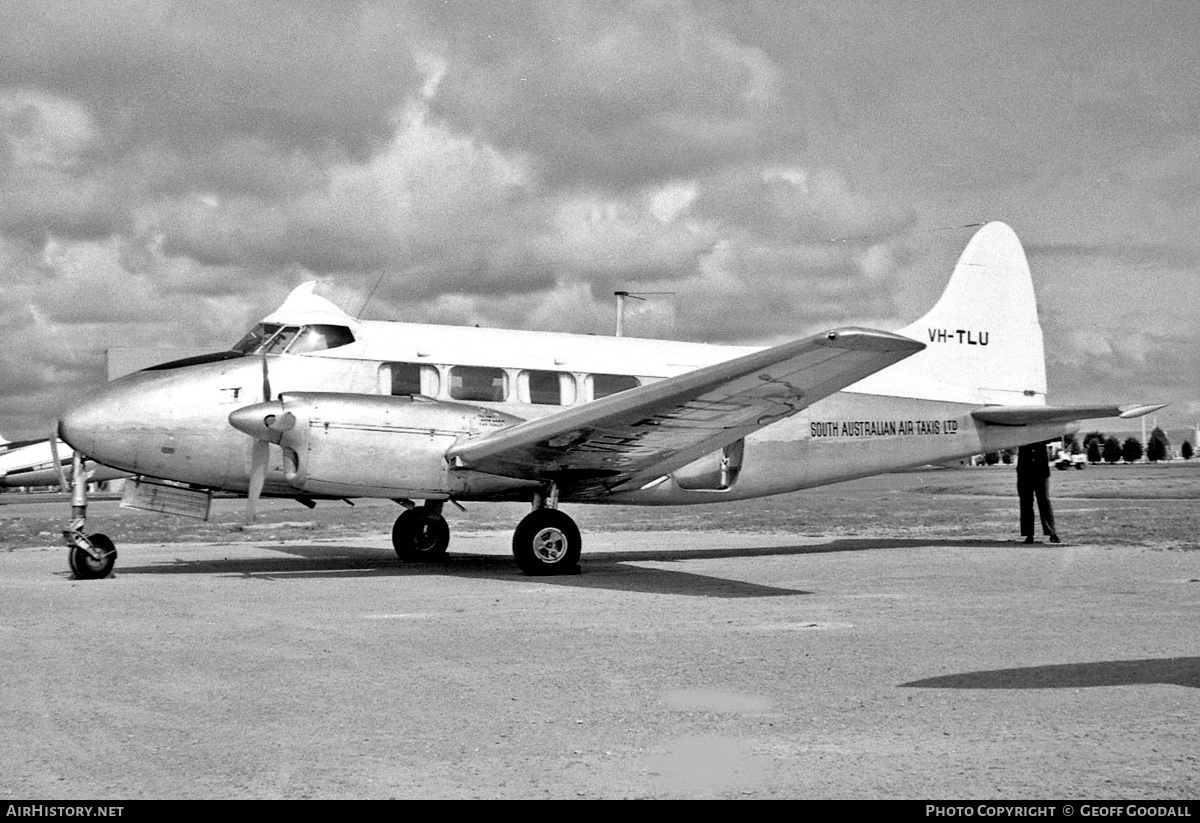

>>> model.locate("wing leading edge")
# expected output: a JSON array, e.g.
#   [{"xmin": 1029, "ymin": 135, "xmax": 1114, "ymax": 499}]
[{"xmin": 447, "ymin": 327, "xmax": 924, "ymax": 497}]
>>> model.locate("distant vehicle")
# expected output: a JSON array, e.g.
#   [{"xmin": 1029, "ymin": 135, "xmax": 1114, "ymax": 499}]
[{"xmin": 1055, "ymin": 449, "xmax": 1086, "ymax": 470}]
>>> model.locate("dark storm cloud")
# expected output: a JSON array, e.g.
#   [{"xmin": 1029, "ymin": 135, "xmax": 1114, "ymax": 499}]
[
  {"xmin": 0, "ymin": 0, "xmax": 422, "ymax": 159},
  {"xmin": 0, "ymin": 170, "xmax": 123, "ymax": 242},
  {"xmin": 1027, "ymin": 241, "xmax": 1200, "ymax": 272},
  {"xmin": 691, "ymin": 166, "xmax": 913, "ymax": 243},
  {"xmin": 422, "ymin": 0, "xmax": 786, "ymax": 189}
]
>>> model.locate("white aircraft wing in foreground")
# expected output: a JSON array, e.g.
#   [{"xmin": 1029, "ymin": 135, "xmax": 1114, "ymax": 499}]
[{"xmin": 447, "ymin": 327, "xmax": 925, "ymax": 498}]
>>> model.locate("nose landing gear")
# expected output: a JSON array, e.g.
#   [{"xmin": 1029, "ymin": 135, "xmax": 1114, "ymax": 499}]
[
  {"xmin": 62, "ymin": 453, "xmax": 117, "ymax": 580},
  {"xmin": 67, "ymin": 532, "xmax": 117, "ymax": 580}
]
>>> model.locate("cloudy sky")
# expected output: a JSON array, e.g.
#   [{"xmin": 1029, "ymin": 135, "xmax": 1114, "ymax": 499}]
[{"xmin": 2, "ymin": 0, "xmax": 1197, "ymax": 439}]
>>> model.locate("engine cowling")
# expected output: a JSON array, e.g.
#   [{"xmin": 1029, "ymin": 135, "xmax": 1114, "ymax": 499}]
[{"xmin": 230, "ymin": 392, "xmax": 522, "ymax": 498}]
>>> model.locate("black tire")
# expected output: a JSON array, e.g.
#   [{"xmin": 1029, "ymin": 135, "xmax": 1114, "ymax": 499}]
[
  {"xmin": 391, "ymin": 507, "xmax": 450, "ymax": 562},
  {"xmin": 512, "ymin": 509, "xmax": 581, "ymax": 576},
  {"xmin": 69, "ymin": 533, "xmax": 117, "ymax": 580}
]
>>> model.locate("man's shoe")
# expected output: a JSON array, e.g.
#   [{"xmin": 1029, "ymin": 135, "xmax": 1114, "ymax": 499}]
[
  {"xmin": 1023, "ymin": 536, "xmax": 1035, "ymax": 544},
  {"xmin": 1049, "ymin": 535, "xmax": 1061, "ymax": 544}
]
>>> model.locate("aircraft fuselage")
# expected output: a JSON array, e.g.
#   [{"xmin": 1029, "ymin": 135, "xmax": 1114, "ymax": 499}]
[{"xmin": 58, "ymin": 332, "xmax": 1068, "ymax": 505}]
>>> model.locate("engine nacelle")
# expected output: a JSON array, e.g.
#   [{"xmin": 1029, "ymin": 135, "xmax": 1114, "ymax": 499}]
[{"xmin": 233, "ymin": 392, "xmax": 523, "ymax": 498}]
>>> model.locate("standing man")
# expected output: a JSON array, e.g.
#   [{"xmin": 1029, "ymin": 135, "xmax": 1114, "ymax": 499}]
[{"xmin": 1017, "ymin": 442, "xmax": 1061, "ymax": 544}]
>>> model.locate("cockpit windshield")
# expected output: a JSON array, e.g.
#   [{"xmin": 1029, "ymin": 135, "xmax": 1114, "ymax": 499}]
[{"xmin": 231, "ymin": 323, "xmax": 355, "ymax": 356}]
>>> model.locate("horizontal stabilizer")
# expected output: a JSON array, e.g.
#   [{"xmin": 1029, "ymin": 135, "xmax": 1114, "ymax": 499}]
[{"xmin": 972, "ymin": 403, "xmax": 1168, "ymax": 427}]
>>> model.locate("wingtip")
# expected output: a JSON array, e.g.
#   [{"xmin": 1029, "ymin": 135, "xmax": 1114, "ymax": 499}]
[
  {"xmin": 1117, "ymin": 403, "xmax": 1170, "ymax": 419},
  {"xmin": 824, "ymin": 327, "xmax": 926, "ymax": 354}
]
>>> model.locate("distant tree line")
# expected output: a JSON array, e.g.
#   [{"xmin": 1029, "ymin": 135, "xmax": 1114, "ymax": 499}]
[
  {"xmin": 979, "ymin": 427, "xmax": 1192, "ymax": 466},
  {"xmin": 1079, "ymin": 428, "xmax": 1186, "ymax": 463}
]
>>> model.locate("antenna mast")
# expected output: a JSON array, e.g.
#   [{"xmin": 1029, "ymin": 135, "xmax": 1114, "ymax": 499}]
[{"xmin": 613, "ymin": 291, "xmax": 675, "ymax": 337}]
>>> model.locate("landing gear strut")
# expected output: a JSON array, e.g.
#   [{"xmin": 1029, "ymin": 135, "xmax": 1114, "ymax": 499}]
[
  {"xmin": 62, "ymin": 453, "xmax": 117, "ymax": 580},
  {"xmin": 391, "ymin": 501, "xmax": 450, "ymax": 562},
  {"xmin": 512, "ymin": 486, "xmax": 580, "ymax": 575}
]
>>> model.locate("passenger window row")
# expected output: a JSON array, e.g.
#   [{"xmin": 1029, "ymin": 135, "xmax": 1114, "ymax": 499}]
[{"xmin": 380, "ymin": 363, "xmax": 641, "ymax": 405}]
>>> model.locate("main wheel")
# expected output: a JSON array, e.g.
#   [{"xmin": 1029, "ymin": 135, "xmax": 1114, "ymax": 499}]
[
  {"xmin": 512, "ymin": 509, "xmax": 581, "ymax": 576},
  {"xmin": 68, "ymin": 533, "xmax": 117, "ymax": 580},
  {"xmin": 392, "ymin": 507, "xmax": 451, "ymax": 562}
]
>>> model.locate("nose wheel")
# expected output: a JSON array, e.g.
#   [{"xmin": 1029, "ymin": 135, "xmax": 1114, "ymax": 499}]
[
  {"xmin": 61, "ymin": 452, "xmax": 118, "ymax": 579},
  {"xmin": 512, "ymin": 508, "xmax": 581, "ymax": 575},
  {"xmin": 67, "ymin": 533, "xmax": 117, "ymax": 580}
]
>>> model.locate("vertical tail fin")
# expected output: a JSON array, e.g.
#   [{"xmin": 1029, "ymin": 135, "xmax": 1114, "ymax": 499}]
[{"xmin": 854, "ymin": 222, "xmax": 1046, "ymax": 405}]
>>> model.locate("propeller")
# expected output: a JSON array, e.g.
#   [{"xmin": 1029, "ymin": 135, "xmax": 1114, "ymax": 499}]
[
  {"xmin": 244, "ymin": 354, "xmax": 274, "ymax": 523},
  {"xmin": 246, "ymin": 439, "xmax": 268, "ymax": 523},
  {"xmin": 231, "ymin": 356, "xmax": 298, "ymax": 523},
  {"xmin": 261, "ymin": 353, "xmax": 271, "ymax": 406}
]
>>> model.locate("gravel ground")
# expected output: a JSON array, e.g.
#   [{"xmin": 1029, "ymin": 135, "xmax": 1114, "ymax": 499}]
[{"xmin": 1, "ymin": 467, "xmax": 1197, "ymax": 799}]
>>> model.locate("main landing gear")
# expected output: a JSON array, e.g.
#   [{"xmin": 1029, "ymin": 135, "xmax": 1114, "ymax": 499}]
[
  {"xmin": 391, "ymin": 488, "xmax": 583, "ymax": 576},
  {"xmin": 512, "ymin": 507, "xmax": 581, "ymax": 576},
  {"xmin": 62, "ymin": 453, "xmax": 117, "ymax": 580},
  {"xmin": 391, "ymin": 501, "xmax": 451, "ymax": 562},
  {"xmin": 511, "ymin": 483, "xmax": 580, "ymax": 576}
]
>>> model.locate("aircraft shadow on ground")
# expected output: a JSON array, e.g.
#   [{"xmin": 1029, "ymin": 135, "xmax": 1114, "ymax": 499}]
[
  {"xmin": 594, "ymin": 537, "xmax": 1016, "ymax": 564},
  {"xmin": 901, "ymin": 657, "xmax": 1200, "ymax": 690},
  {"xmin": 112, "ymin": 544, "xmax": 808, "ymax": 598},
  {"xmin": 111, "ymin": 536, "xmax": 1016, "ymax": 598}
]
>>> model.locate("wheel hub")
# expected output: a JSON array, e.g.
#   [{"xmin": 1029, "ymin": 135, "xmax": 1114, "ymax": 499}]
[
  {"xmin": 531, "ymin": 527, "xmax": 568, "ymax": 563},
  {"xmin": 415, "ymin": 526, "xmax": 439, "ymax": 551}
]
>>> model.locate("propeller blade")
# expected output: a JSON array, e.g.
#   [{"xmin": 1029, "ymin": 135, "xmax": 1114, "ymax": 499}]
[
  {"xmin": 246, "ymin": 438, "xmax": 268, "ymax": 523},
  {"xmin": 261, "ymin": 354, "xmax": 272, "ymax": 402},
  {"xmin": 49, "ymin": 420, "xmax": 71, "ymax": 493}
]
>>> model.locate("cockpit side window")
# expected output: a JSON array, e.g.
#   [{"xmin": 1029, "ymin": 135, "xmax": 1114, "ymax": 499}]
[
  {"xmin": 230, "ymin": 323, "xmax": 355, "ymax": 356},
  {"xmin": 288, "ymin": 324, "xmax": 355, "ymax": 354},
  {"xmin": 231, "ymin": 323, "xmax": 284, "ymax": 355},
  {"xmin": 262, "ymin": 326, "xmax": 299, "ymax": 354}
]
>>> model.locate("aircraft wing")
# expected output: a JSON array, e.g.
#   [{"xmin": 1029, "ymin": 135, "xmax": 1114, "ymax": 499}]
[
  {"xmin": 971, "ymin": 403, "xmax": 1168, "ymax": 427},
  {"xmin": 447, "ymin": 327, "xmax": 924, "ymax": 497}
]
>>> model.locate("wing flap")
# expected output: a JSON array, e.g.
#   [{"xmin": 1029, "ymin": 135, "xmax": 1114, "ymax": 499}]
[
  {"xmin": 971, "ymin": 403, "xmax": 1168, "ymax": 427},
  {"xmin": 448, "ymin": 327, "xmax": 924, "ymax": 495}
]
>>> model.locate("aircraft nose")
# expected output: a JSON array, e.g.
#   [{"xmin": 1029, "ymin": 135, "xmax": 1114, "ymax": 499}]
[
  {"xmin": 58, "ymin": 392, "xmax": 110, "ymax": 456},
  {"xmin": 58, "ymin": 377, "xmax": 150, "ymax": 470}
]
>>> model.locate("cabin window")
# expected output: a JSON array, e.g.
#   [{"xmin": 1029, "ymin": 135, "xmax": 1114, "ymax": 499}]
[
  {"xmin": 590, "ymin": 373, "xmax": 641, "ymax": 400},
  {"xmin": 449, "ymin": 366, "xmax": 507, "ymax": 402},
  {"xmin": 519, "ymin": 370, "xmax": 576, "ymax": 405},
  {"xmin": 379, "ymin": 362, "xmax": 439, "ymax": 397}
]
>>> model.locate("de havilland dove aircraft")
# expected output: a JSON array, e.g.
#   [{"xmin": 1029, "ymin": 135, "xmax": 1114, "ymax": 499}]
[{"xmin": 55, "ymin": 222, "xmax": 1163, "ymax": 579}]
